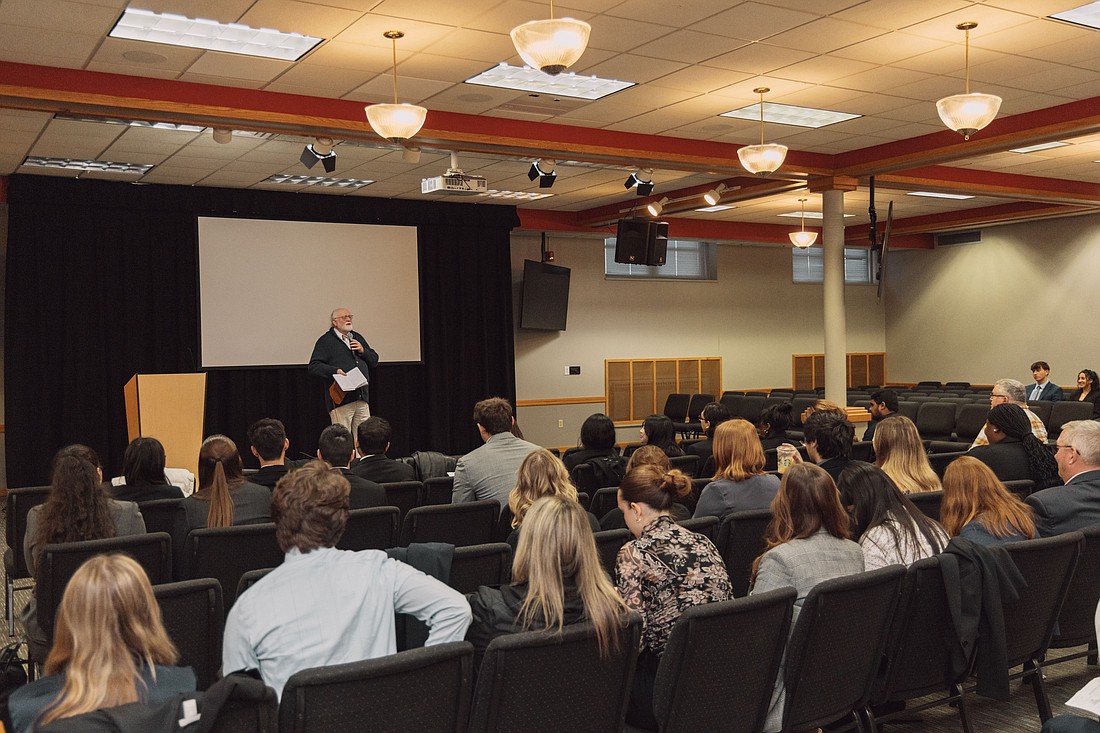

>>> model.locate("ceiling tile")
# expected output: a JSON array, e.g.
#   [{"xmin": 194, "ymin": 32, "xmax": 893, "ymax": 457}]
[
  {"xmin": 426, "ymin": 28, "xmax": 517, "ymax": 64},
  {"xmin": 771, "ymin": 56, "xmax": 879, "ymax": 85},
  {"xmin": 0, "ymin": 0, "xmax": 118, "ymax": 35},
  {"xmin": 832, "ymin": 0, "xmax": 969, "ymax": 32},
  {"xmin": 688, "ymin": 2, "xmax": 818, "ymax": 42},
  {"xmin": 586, "ymin": 16, "xmax": 676, "ymax": 53},
  {"xmin": 579, "ymin": 53, "xmax": 688, "ymax": 84},
  {"xmin": 263, "ymin": 65, "xmax": 375, "ymax": 97},
  {"xmin": 133, "ymin": 0, "xmax": 256, "ymax": 24},
  {"xmin": 648, "ymin": 66, "xmax": 753, "ymax": 94},
  {"xmin": 0, "ymin": 25, "xmax": 100, "ymax": 66},
  {"xmin": 371, "ymin": 0, "xmax": 510, "ymax": 26},
  {"xmin": 637, "ymin": 30, "xmax": 752, "ymax": 65},
  {"xmin": 703, "ymin": 43, "xmax": 815, "ymax": 75},
  {"xmin": 337, "ymin": 14, "xmax": 455, "ymax": 50},
  {"xmin": 831, "ymin": 32, "xmax": 947, "ymax": 65},
  {"xmin": 238, "ymin": 0, "xmax": 363, "ymax": 38},
  {"xmin": 767, "ymin": 17, "xmax": 889, "ymax": 55},
  {"xmin": 299, "ymin": 40, "xmax": 397, "ymax": 73},
  {"xmin": 345, "ymin": 75, "xmax": 453, "ymax": 105}
]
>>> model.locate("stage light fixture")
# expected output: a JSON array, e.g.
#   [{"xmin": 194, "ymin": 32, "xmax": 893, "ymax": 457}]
[
  {"xmin": 528, "ymin": 159, "xmax": 557, "ymax": 188},
  {"xmin": 646, "ymin": 197, "xmax": 669, "ymax": 217},
  {"xmin": 211, "ymin": 128, "xmax": 233, "ymax": 144},
  {"xmin": 625, "ymin": 169, "xmax": 654, "ymax": 196},
  {"xmin": 401, "ymin": 145, "xmax": 422, "ymax": 164},
  {"xmin": 703, "ymin": 183, "xmax": 728, "ymax": 206},
  {"xmin": 300, "ymin": 137, "xmax": 337, "ymax": 173}
]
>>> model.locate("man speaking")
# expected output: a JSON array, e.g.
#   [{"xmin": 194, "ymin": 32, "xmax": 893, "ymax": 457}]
[{"xmin": 308, "ymin": 308, "xmax": 379, "ymax": 434}]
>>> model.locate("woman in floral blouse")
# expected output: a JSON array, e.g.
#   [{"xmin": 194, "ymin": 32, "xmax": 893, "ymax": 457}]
[{"xmin": 615, "ymin": 464, "xmax": 732, "ymax": 729}]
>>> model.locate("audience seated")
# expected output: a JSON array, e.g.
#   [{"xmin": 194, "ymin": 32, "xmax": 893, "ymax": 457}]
[
  {"xmin": 452, "ymin": 397, "xmax": 540, "ymax": 506},
  {"xmin": 503, "ymin": 449, "xmax": 599, "ymax": 551},
  {"xmin": 638, "ymin": 414, "xmax": 685, "ymax": 458},
  {"xmin": 1068, "ymin": 368, "xmax": 1100, "ymax": 419},
  {"xmin": 750, "ymin": 463, "xmax": 864, "ymax": 733},
  {"xmin": 9, "ymin": 554, "xmax": 195, "ymax": 733},
  {"xmin": 351, "ymin": 416, "xmax": 417, "ymax": 483},
  {"xmin": 317, "ymin": 424, "xmax": 386, "ymax": 509},
  {"xmin": 837, "ymin": 463, "xmax": 947, "ymax": 569},
  {"xmin": 171, "ymin": 435, "xmax": 271, "ymax": 562},
  {"xmin": 246, "ymin": 418, "xmax": 296, "ymax": 489},
  {"xmin": 616, "ymin": 465, "xmax": 731, "ymax": 729},
  {"xmin": 799, "ymin": 411, "xmax": 859, "ymax": 481},
  {"xmin": 1027, "ymin": 420, "xmax": 1100, "ymax": 537},
  {"xmin": 109, "ymin": 437, "xmax": 184, "ymax": 502},
  {"xmin": 757, "ymin": 401, "xmax": 797, "ymax": 451},
  {"xmin": 863, "ymin": 389, "xmax": 898, "ymax": 442},
  {"xmin": 966, "ymin": 403, "xmax": 1060, "ymax": 488},
  {"xmin": 562, "ymin": 413, "xmax": 620, "ymax": 473},
  {"xmin": 873, "ymin": 416, "xmax": 941, "ymax": 494},
  {"xmin": 222, "ymin": 461, "xmax": 471, "ymax": 699},
  {"xmin": 972, "ymin": 378, "xmax": 1048, "ymax": 448},
  {"xmin": 599, "ymin": 447, "xmax": 689, "ymax": 530},
  {"xmin": 685, "ymin": 403, "xmax": 731, "ymax": 467},
  {"xmin": 799, "ymin": 399, "xmax": 844, "ymax": 425},
  {"xmin": 694, "ymin": 419, "xmax": 779, "ymax": 519},
  {"xmin": 1028, "ymin": 361, "xmax": 1063, "ymax": 402},
  {"xmin": 466, "ymin": 495, "xmax": 628, "ymax": 669},
  {"xmin": 941, "ymin": 457, "xmax": 1036, "ymax": 545}
]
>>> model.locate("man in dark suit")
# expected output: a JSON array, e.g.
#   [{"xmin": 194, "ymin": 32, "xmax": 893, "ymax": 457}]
[
  {"xmin": 247, "ymin": 418, "xmax": 296, "ymax": 489},
  {"xmin": 317, "ymin": 425, "xmax": 386, "ymax": 509},
  {"xmin": 803, "ymin": 411, "xmax": 859, "ymax": 482},
  {"xmin": 307, "ymin": 307, "xmax": 379, "ymax": 436},
  {"xmin": 353, "ymin": 416, "xmax": 416, "ymax": 484},
  {"xmin": 1027, "ymin": 420, "xmax": 1100, "ymax": 536},
  {"xmin": 863, "ymin": 389, "xmax": 898, "ymax": 442},
  {"xmin": 1028, "ymin": 360, "xmax": 1063, "ymax": 402}
]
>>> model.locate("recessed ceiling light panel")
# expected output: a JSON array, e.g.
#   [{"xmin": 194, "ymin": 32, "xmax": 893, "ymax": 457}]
[
  {"xmin": 1050, "ymin": 2, "xmax": 1100, "ymax": 30},
  {"xmin": 907, "ymin": 191, "xmax": 975, "ymax": 200},
  {"xmin": 1008, "ymin": 141, "xmax": 1070, "ymax": 154},
  {"xmin": 22, "ymin": 156, "xmax": 153, "ymax": 175},
  {"xmin": 477, "ymin": 189, "xmax": 554, "ymax": 200},
  {"xmin": 778, "ymin": 211, "xmax": 854, "ymax": 219},
  {"xmin": 109, "ymin": 9, "xmax": 323, "ymax": 61},
  {"xmin": 695, "ymin": 205, "xmax": 736, "ymax": 212},
  {"xmin": 721, "ymin": 102, "xmax": 860, "ymax": 129},
  {"xmin": 466, "ymin": 63, "xmax": 634, "ymax": 100},
  {"xmin": 262, "ymin": 174, "xmax": 373, "ymax": 189}
]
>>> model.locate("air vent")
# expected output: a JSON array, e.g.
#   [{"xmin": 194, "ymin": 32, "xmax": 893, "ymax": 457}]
[
  {"xmin": 495, "ymin": 97, "xmax": 587, "ymax": 117},
  {"xmin": 935, "ymin": 230, "xmax": 982, "ymax": 247}
]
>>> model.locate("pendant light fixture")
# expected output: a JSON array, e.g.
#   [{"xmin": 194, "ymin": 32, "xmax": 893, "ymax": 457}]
[
  {"xmin": 510, "ymin": 0, "xmax": 591, "ymax": 76},
  {"xmin": 936, "ymin": 22, "xmax": 1001, "ymax": 141},
  {"xmin": 738, "ymin": 87, "xmax": 788, "ymax": 177},
  {"xmin": 365, "ymin": 31, "xmax": 428, "ymax": 143},
  {"xmin": 789, "ymin": 198, "xmax": 818, "ymax": 248}
]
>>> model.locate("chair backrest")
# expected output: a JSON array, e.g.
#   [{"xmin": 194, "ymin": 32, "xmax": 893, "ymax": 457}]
[
  {"xmin": 1052, "ymin": 524, "xmax": 1100, "ymax": 649},
  {"xmin": 662, "ymin": 393, "xmax": 691, "ymax": 422},
  {"xmin": 653, "ymin": 588, "xmax": 795, "ymax": 733},
  {"xmin": 589, "ymin": 486, "xmax": 620, "ymax": 519},
  {"xmin": 782, "ymin": 565, "xmax": 906, "ymax": 732},
  {"xmin": 337, "ymin": 506, "xmax": 399, "ymax": 552},
  {"xmin": 380, "ymin": 481, "xmax": 424, "ymax": 522},
  {"xmin": 422, "ymin": 476, "xmax": 454, "ymax": 506},
  {"xmin": 908, "ymin": 490, "xmax": 944, "ymax": 522},
  {"xmin": 685, "ymin": 393, "xmax": 715, "ymax": 421},
  {"xmin": 916, "ymin": 401, "xmax": 957, "ymax": 441},
  {"xmin": 851, "ymin": 440, "xmax": 875, "ymax": 463},
  {"xmin": 280, "ymin": 641, "xmax": 473, "ymax": 733},
  {"xmin": 5, "ymin": 485, "xmax": 51, "ymax": 580},
  {"xmin": 715, "ymin": 509, "xmax": 773, "ymax": 598},
  {"xmin": 929, "ymin": 451, "xmax": 966, "ymax": 478},
  {"xmin": 37, "ymin": 532, "xmax": 173, "ymax": 637},
  {"xmin": 1001, "ymin": 479, "xmax": 1036, "ymax": 500},
  {"xmin": 954, "ymin": 404, "xmax": 989, "ymax": 444},
  {"xmin": 790, "ymin": 397, "xmax": 817, "ymax": 427},
  {"xmin": 206, "ymin": 675, "xmax": 279, "ymax": 733},
  {"xmin": 669, "ymin": 454, "xmax": 700, "ymax": 479},
  {"xmin": 154, "ymin": 578, "xmax": 224, "ymax": 690},
  {"xmin": 736, "ymin": 395, "xmax": 766, "ymax": 423},
  {"xmin": 677, "ymin": 515, "xmax": 719, "ymax": 541},
  {"xmin": 448, "ymin": 542, "xmax": 512, "ymax": 595},
  {"xmin": 1049, "ymin": 401, "xmax": 1095, "ymax": 437},
  {"xmin": 468, "ymin": 617, "xmax": 641, "ymax": 733},
  {"xmin": 720, "ymin": 394, "xmax": 742, "ymax": 417},
  {"xmin": 237, "ymin": 567, "xmax": 274, "ymax": 598},
  {"xmin": 1026, "ymin": 400, "xmax": 1054, "ymax": 427},
  {"xmin": 399, "ymin": 500, "xmax": 499, "ymax": 547},
  {"xmin": 1003, "ymin": 532, "xmax": 1084, "ymax": 669},
  {"xmin": 896, "ymin": 401, "xmax": 920, "ymax": 422},
  {"xmin": 916, "ymin": 381, "xmax": 942, "ymax": 389},
  {"xmin": 137, "ymin": 498, "xmax": 184, "ymax": 537},
  {"xmin": 183, "ymin": 524, "xmax": 284, "ymax": 611},
  {"xmin": 944, "ymin": 381, "xmax": 971, "ymax": 390},
  {"xmin": 594, "ymin": 528, "xmax": 633, "ymax": 576}
]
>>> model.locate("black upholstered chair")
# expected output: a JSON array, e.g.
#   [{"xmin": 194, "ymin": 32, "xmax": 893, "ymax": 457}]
[
  {"xmin": 1001, "ymin": 479, "xmax": 1035, "ymax": 500},
  {"xmin": 380, "ymin": 481, "xmax": 424, "ymax": 523},
  {"xmin": 1002, "ymin": 532, "xmax": 1084, "ymax": 722},
  {"xmin": 154, "ymin": 578, "xmax": 224, "ymax": 690},
  {"xmin": 715, "ymin": 510, "xmax": 773, "ymax": 598},
  {"xmin": 653, "ymin": 588, "xmax": 795, "ymax": 733},
  {"xmin": 1026, "ymin": 400, "xmax": 1053, "ymax": 427},
  {"xmin": 590, "ymin": 487, "xmax": 621, "ymax": 520},
  {"xmin": 468, "ymin": 618, "xmax": 641, "ymax": 733},
  {"xmin": 916, "ymin": 401, "xmax": 957, "ymax": 442},
  {"xmin": 662, "ymin": 393, "xmax": 691, "ymax": 423},
  {"xmin": 337, "ymin": 506, "xmax": 399, "ymax": 551},
  {"xmin": 572, "ymin": 462, "xmax": 625, "ymax": 494},
  {"xmin": 593, "ymin": 528, "xmax": 633, "ymax": 577},
  {"xmin": 422, "ymin": 476, "xmax": 455, "ymax": 506},
  {"xmin": 1045, "ymin": 524, "xmax": 1100, "ymax": 671},
  {"xmin": 737, "ymin": 395, "xmax": 766, "ymax": 423},
  {"xmin": 448, "ymin": 542, "xmax": 512, "ymax": 595},
  {"xmin": 280, "ymin": 642, "xmax": 474, "ymax": 733},
  {"xmin": 398, "ymin": 500, "xmax": 499, "ymax": 548},
  {"xmin": 929, "ymin": 452, "xmax": 966, "ymax": 478},
  {"xmin": 954, "ymin": 404, "xmax": 989, "ymax": 445},
  {"xmin": 206, "ymin": 675, "xmax": 279, "ymax": 732},
  {"xmin": 1049, "ymin": 401, "xmax": 1095, "ymax": 438},
  {"xmin": 781, "ymin": 565, "xmax": 906, "ymax": 733},
  {"xmin": 908, "ymin": 490, "xmax": 944, "ymax": 522},
  {"xmin": 896, "ymin": 401, "xmax": 920, "ymax": 423},
  {"xmin": 136, "ymin": 497, "xmax": 183, "ymax": 537},
  {"xmin": 676, "ymin": 515, "xmax": 719, "ymax": 541},
  {"xmin": 4, "ymin": 485, "xmax": 50, "ymax": 634},
  {"xmin": 669, "ymin": 454, "xmax": 700, "ymax": 480},
  {"xmin": 672, "ymin": 393, "xmax": 714, "ymax": 438},
  {"xmin": 182, "ymin": 524, "xmax": 284, "ymax": 612},
  {"xmin": 236, "ymin": 568, "xmax": 274, "ymax": 599}
]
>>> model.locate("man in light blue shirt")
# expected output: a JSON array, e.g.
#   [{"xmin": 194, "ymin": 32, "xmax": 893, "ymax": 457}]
[{"xmin": 222, "ymin": 461, "xmax": 471, "ymax": 698}]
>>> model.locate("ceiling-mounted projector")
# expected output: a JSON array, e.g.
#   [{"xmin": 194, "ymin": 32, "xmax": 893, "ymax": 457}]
[{"xmin": 421, "ymin": 151, "xmax": 487, "ymax": 196}]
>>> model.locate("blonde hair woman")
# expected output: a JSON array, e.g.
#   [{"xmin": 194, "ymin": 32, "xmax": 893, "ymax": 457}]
[
  {"xmin": 694, "ymin": 419, "xmax": 779, "ymax": 519},
  {"xmin": 873, "ymin": 416, "xmax": 941, "ymax": 494},
  {"xmin": 504, "ymin": 449, "xmax": 599, "ymax": 549},
  {"xmin": 9, "ymin": 555, "xmax": 195, "ymax": 732},
  {"xmin": 466, "ymin": 495, "xmax": 628, "ymax": 664}
]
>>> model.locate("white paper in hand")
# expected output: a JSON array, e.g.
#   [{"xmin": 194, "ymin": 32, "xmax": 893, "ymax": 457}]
[
  {"xmin": 1065, "ymin": 677, "xmax": 1100, "ymax": 718},
  {"xmin": 334, "ymin": 367, "xmax": 368, "ymax": 391}
]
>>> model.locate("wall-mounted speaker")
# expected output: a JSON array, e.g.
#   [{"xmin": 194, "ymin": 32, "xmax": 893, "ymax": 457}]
[{"xmin": 614, "ymin": 219, "xmax": 669, "ymax": 266}]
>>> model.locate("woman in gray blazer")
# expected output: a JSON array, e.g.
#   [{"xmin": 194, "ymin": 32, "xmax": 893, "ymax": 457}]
[{"xmin": 751, "ymin": 463, "xmax": 864, "ymax": 733}]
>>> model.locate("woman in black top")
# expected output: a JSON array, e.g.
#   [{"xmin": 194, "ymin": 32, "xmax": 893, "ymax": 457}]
[
  {"xmin": 1069, "ymin": 369, "xmax": 1100, "ymax": 418},
  {"xmin": 967, "ymin": 403, "xmax": 1060, "ymax": 488},
  {"xmin": 111, "ymin": 437, "xmax": 184, "ymax": 503},
  {"xmin": 563, "ymin": 414, "xmax": 619, "ymax": 472},
  {"xmin": 639, "ymin": 414, "xmax": 684, "ymax": 457},
  {"xmin": 757, "ymin": 402, "xmax": 797, "ymax": 451}
]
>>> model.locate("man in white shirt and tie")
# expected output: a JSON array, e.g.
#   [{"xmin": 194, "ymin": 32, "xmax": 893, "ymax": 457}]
[{"xmin": 1029, "ymin": 361, "xmax": 1063, "ymax": 402}]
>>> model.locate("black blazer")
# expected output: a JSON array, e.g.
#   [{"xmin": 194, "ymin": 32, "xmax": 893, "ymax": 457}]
[
  {"xmin": 1069, "ymin": 389, "xmax": 1100, "ymax": 418},
  {"xmin": 307, "ymin": 329, "xmax": 380, "ymax": 411},
  {"xmin": 110, "ymin": 480, "xmax": 184, "ymax": 503},
  {"xmin": 351, "ymin": 454, "xmax": 417, "ymax": 484},
  {"xmin": 966, "ymin": 439, "xmax": 1030, "ymax": 483},
  {"xmin": 249, "ymin": 464, "xmax": 291, "ymax": 489},
  {"xmin": 336, "ymin": 468, "xmax": 387, "ymax": 509}
]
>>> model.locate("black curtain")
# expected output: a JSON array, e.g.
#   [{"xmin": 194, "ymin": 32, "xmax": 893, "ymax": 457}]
[{"xmin": 5, "ymin": 175, "xmax": 518, "ymax": 486}]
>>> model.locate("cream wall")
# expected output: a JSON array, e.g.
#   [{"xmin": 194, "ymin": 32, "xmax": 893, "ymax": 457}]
[
  {"xmin": 884, "ymin": 213, "xmax": 1100, "ymax": 388},
  {"xmin": 512, "ymin": 233, "xmax": 887, "ymax": 448}
]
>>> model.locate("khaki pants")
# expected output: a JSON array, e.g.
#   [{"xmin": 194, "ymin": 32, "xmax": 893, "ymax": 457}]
[{"xmin": 329, "ymin": 399, "xmax": 371, "ymax": 437}]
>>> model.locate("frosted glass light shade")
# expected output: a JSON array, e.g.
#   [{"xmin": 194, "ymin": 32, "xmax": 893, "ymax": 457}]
[
  {"xmin": 936, "ymin": 92, "xmax": 1002, "ymax": 140},
  {"xmin": 510, "ymin": 18, "xmax": 591, "ymax": 75},
  {"xmin": 366, "ymin": 103, "xmax": 427, "ymax": 143},
  {"xmin": 789, "ymin": 230, "xmax": 818, "ymax": 248},
  {"xmin": 738, "ymin": 143, "xmax": 788, "ymax": 176}
]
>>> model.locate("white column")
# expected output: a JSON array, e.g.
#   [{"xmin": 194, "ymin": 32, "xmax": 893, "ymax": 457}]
[{"xmin": 822, "ymin": 188, "xmax": 847, "ymax": 407}]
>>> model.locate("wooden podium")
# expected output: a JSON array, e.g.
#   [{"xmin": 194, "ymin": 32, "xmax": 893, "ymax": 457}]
[{"xmin": 124, "ymin": 373, "xmax": 206, "ymax": 476}]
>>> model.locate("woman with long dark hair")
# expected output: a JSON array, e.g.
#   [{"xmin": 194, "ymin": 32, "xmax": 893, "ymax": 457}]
[
  {"xmin": 942, "ymin": 456, "xmax": 1036, "ymax": 544},
  {"xmin": 638, "ymin": 414, "xmax": 684, "ymax": 458},
  {"xmin": 111, "ymin": 437, "xmax": 184, "ymax": 502},
  {"xmin": 751, "ymin": 463, "xmax": 863, "ymax": 733},
  {"xmin": 838, "ymin": 463, "xmax": 948, "ymax": 569},
  {"xmin": 1070, "ymin": 369, "xmax": 1100, "ymax": 418},
  {"xmin": 966, "ymin": 403, "xmax": 1060, "ymax": 488},
  {"xmin": 563, "ymin": 414, "xmax": 619, "ymax": 472}
]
